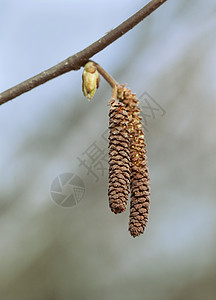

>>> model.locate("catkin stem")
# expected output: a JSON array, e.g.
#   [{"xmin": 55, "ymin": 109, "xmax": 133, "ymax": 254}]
[{"xmin": 92, "ymin": 61, "xmax": 118, "ymax": 101}]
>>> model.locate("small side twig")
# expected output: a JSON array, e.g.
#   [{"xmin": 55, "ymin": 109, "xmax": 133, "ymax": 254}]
[{"xmin": 93, "ymin": 61, "xmax": 118, "ymax": 103}]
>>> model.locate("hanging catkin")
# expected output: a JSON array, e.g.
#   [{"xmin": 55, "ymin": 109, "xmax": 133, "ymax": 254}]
[
  {"xmin": 118, "ymin": 85, "xmax": 150, "ymax": 237},
  {"xmin": 108, "ymin": 101, "xmax": 130, "ymax": 214}
]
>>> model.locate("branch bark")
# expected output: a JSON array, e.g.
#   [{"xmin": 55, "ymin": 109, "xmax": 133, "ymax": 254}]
[{"xmin": 0, "ymin": 0, "xmax": 168, "ymax": 106}]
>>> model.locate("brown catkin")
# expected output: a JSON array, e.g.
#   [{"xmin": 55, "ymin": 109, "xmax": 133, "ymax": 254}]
[
  {"xmin": 108, "ymin": 101, "xmax": 130, "ymax": 214},
  {"xmin": 118, "ymin": 85, "xmax": 150, "ymax": 237}
]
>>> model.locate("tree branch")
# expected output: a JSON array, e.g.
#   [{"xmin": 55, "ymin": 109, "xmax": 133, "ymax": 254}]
[{"xmin": 0, "ymin": 0, "xmax": 168, "ymax": 106}]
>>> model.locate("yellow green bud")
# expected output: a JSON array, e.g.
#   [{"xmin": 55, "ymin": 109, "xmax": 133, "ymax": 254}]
[{"xmin": 82, "ymin": 61, "xmax": 100, "ymax": 100}]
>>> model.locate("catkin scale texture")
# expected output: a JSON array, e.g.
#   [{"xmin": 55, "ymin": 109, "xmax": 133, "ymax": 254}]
[
  {"xmin": 108, "ymin": 102, "xmax": 130, "ymax": 214},
  {"xmin": 118, "ymin": 85, "xmax": 150, "ymax": 237}
]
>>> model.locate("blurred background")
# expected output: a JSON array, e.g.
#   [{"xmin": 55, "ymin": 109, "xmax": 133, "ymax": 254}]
[{"xmin": 0, "ymin": 0, "xmax": 216, "ymax": 299}]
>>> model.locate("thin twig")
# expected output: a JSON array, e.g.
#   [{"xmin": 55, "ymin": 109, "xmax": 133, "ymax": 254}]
[
  {"xmin": 93, "ymin": 61, "xmax": 118, "ymax": 102},
  {"xmin": 0, "ymin": 0, "xmax": 168, "ymax": 106}
]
